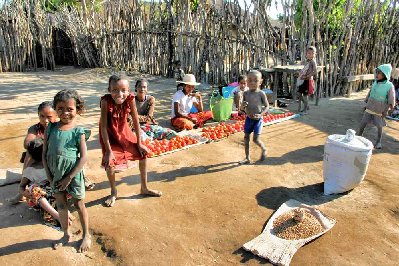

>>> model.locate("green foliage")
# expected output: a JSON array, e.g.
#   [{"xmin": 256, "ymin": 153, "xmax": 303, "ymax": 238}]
[{"xmin": 42, "ymin": 0, "xmax": 80, "ymax": 11}]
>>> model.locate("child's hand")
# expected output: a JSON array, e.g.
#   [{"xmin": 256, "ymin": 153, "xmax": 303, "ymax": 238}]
[
  {"xmin": 57, "ymin": 176, "xmax": 72, "ymax": 191},
  {"xmin": 104, "ymin": 151, "xmax": 116, "ymax": 168},
  {"xmin": 137, "ymin": 143, "xmax": 148, "ymax": 157},
  {"xmin": 190, "ymin": 117, "xmax": 198, "ymax": 123},
  {"xmin": 253, "ymin": 114, "xmax": 262, "ymax": 120},
  {"xmin": 382, "ymin": 111, "xmax": 388, "ymax": 118}
]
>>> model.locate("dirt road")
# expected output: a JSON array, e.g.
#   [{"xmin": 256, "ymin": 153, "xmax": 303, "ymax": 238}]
[{"xmin": 1, "ymin": 68, "xmax": 398, "ymax": 265}]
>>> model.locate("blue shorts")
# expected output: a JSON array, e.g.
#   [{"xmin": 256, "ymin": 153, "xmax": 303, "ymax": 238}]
[{"xmin": 244, "ymin": 117, "xmax": 263, "ymax": 135}]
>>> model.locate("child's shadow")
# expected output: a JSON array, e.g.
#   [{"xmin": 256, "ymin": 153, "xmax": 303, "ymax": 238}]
[{"xmin": 0, "ymin": 239, "xmax": 80, "ymax": 256}]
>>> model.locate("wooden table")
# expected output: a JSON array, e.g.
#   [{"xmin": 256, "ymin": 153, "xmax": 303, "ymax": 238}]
[{"xmin": 260, "ymin": 65, "xmax": 324, "ymax": 106}]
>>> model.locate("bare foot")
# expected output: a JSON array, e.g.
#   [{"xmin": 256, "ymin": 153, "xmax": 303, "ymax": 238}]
[
  {"xmin": 260, "ymin": 150, "xmax": 267, "ymax": 161},
  {"xmin": 78, "ymin": 235, "xmax": 92, "ymax": 253},
  {"xmin": 53, "ymin": 234, "xmax": 71, "ymax": 250},
  {"xmin": 239, "ymin": 158, "xmax": 251, "ymax": 165},
  {"xmin": 141, "ymin": 188, "xmax": 162, "ymax": 197},
  {"xmin": 7, "ymin": 195, "xmax": 25, "ymax": 205},
  {"xmin": 104, "ymin": 194, "xmax": 117, "ymax": 207}
]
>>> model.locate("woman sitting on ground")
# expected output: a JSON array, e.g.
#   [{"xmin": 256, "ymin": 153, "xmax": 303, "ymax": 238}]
[{"xmin": 170, "ymin": 74, "xmax": 213, "ymax": 130}]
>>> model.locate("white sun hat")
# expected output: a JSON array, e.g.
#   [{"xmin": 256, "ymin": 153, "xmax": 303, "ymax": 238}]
[{"xmin": 177, "ymin": 74, "xmax": 201, "ymax": 86}]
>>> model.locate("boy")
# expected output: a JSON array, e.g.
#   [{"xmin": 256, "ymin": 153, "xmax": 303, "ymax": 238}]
[
  {"xmin": 357, "ymin": 64, "xmax": 396, "ymax": 149},
  {"xmin": 174, "ymin": 60, "xmax": 185, "ymax": 91},
  {"xmin": 240, "ymin": 70, "xmax": 269, "ymax": 164},
  {"xmin": 297, "ymin": 46, "xmax": 317, "ymax": 114}
]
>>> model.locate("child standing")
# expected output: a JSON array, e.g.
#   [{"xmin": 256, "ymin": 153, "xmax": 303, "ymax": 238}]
[
  {"xmin": 232, "ymin": 75, "xmax": 249, "ymax": 114},
  {"xmin": 100, "ymin": 75, "xmax": 162, "ymax": 208},
  {"xmin": 240, "ymin": 70, "xmax": 269, "ymax": 164},
  {"xmin": 43, "ymin": 89, "xmax": 91, "ymax": 252},
  {"xmin": 297, "ymin": 46, "xmax": 317, "ymax": 114},
  {"xmin": 174, "ymin": 60, "xmax": 185, "ymax": 91},
  {"xmin": 357, "ymin": 64, "xmax": 396, "ymax": 149}
]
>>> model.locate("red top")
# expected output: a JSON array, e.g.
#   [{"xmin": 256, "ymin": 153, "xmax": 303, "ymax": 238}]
[{"xmin": 99, "ymin": 94, "xmax": 144, "ymax": 168}]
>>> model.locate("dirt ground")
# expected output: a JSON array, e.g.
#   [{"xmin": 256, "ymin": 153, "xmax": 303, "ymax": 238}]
[{"xmin": 0, "ymin": 67, "xmax": 398, "ymax": 266}]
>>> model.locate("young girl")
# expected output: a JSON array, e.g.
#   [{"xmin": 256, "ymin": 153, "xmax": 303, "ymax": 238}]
[
  {"xmin": 13, "ymin": 138, "xmax": 70, "ymax": 227},
  {"xmin": 171, "ymin": 74, "xmax": 213, "ymax": 130},
  {"xmin": 134, "ymin": 79, "xmax": 157, "ymax": 124},
  {"xmin": 21, "ymin": 101, "xmax": 57, "ymax": 168},
  {"xmin": 232, "ymin": 75, "xmax": 249, "ymax": 114},
  {"xmin": 100, "ymin": 75, "xmax": 162, "ymax": 208},
  {"xmin": 297, "ymin": 46, "xmax": 317, "ymax": 114},
  {"xmin": 358, "ymin": 64, "xmax": 396, "ymax": 149},
  {"xmin": 43, "ymin": 89, "xmax": 91, "ymax": 252}
]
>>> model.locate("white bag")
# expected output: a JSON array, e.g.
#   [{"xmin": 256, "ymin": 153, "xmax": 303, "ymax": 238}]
[
  {"xmin": 323, "ymin": 129, "xmax": 373, "ymax": 195},
  {"xmin": 296, "ymin": 78, "xmax": 304, "ymax": 87}
]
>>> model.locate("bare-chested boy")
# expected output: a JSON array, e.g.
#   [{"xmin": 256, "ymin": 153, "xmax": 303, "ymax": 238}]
[{"xmin": 240, "ymin": 70, "xmax": 269, "ymax": 164}]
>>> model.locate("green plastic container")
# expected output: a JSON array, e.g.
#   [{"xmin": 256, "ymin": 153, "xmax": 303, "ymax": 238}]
[{"xmin": 210, "ymin": 93, "xmax": 234, "ymax": 122}]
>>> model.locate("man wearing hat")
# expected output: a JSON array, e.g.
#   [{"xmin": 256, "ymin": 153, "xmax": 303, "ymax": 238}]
[{"xmin": 171, "ymin": 74, "xmax": 213, "ymax": 130}]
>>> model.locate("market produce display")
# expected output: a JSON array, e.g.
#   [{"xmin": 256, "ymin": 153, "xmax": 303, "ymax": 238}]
[{"xmin": 143, "ymin": 135, "xmax": 201, "ymax": 158}]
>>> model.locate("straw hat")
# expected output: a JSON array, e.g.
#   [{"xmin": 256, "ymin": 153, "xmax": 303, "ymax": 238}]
[{"xmin": 177, "ymin": 74, "xmax": 200, "ymax": 86}]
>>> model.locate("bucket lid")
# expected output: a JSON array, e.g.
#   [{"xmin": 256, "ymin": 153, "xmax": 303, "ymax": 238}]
[{"xmin": 327, "ymin": 129, "xmax": 373, "ymax": 152}]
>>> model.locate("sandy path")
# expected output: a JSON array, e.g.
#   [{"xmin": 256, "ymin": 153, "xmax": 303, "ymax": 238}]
[{"xmin": 0, "ymin": 67, "xmax": 398, "ymax": 265}]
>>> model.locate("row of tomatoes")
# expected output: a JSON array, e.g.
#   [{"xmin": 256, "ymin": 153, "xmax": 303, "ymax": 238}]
[
  {"xmin": 203, "ymin": 112, "xmax": 295, "ymax": 141},
  {"xmin": 143, "ymin": 136, "xmax": 199, "ymax": 157},
  {"xmin": 201, "ymin": 121, "xmax": 245, "ymax": 140},
  {"xmin": 231, "ymin": 112, "xmax": 295, "ymax": 122},
  {"xmin": 263, "ymin": 112, "xmax": 294, "ymax": 122}
]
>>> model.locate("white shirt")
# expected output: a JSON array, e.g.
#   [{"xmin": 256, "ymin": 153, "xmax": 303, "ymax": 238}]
[
  {"xmin": 171, "ymin": 90, "xmax": 198, "ymax": 118},
  {"xmin": 23, "ymin": 166, "xmax": 47, "ymax": 186},
  {"xmin": 232, "ymin": 86, "xmax": 249, "ymax": 110}
]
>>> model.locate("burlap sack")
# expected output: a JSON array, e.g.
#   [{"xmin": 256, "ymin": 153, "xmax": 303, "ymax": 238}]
[{"xmin": 243, "ymin": 199, "xmax": 336, "ymax": 266}]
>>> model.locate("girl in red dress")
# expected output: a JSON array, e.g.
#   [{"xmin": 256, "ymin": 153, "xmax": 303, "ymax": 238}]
[{"xmin": 100, "ymin": 75, "xmax": 162, "ymax": 207}]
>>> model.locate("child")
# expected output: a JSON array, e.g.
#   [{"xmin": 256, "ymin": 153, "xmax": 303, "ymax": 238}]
[
  {"xmin": 174, "ymin": 60, "xmax": 185, "ymax": 91},
  {"xmin": 11, "ymin": 138, "xmax": 69, "ymax": 227},
  {"xmin": 21, "ymin": 101, "xmax": 57, "ymax": 168},
  {"xmin": 232, "ymin": 75, "xmax": 249, "ymax": 114},
  {"xmin": 297, "ymin": 46, "xmax": 317, "ymax": 114},
  {"xmin": 240, "ymin": 70, "xmax": 269, "ymax": 164},
  {"xmin": 357, "ymin": 64, "xmax": 396, "ymax": 149},
  {"xmin": 43, "ymin": 89, "xmax": 91, "ymax": 252},
  {"xmin": 171, "ymin": 74, "xmax": 213, "ymax": 130},
  {"xmin": 134, "ymin": 78, "xmax": 157, "ymax": 124},
  {"xmin": 100, "ymin": 75, "xmax": 162, "ymax": 208}
]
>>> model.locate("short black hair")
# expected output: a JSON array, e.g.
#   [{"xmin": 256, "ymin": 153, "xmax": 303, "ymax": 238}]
[
  {"xmin": 238, "ymin": 75, "xmax": 247, "ymax": 82},
  {"xmin": 27, "ymin": 138, "xmax": 43, "ymax": 162},
  {"xmin": 37, "ymin": 101, "xmax": 53, "ymax": 113},
  {"xmin": 174, "ymin": 60, "xmax": 181, "ymax": 66},
  {"xmin": 108, "ymin": 74, "xmax": 130, "ymax": 92},
  {"xmin": 135, "ymin": 78, "xmax": 148, "ymax": 89},
  {"xmin": 53, "ymin": 89, "xmax": 85, "ymax": 114}
]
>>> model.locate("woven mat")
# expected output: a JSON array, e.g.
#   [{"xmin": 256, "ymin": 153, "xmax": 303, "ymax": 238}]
[{"xmin": 243, "ymin": 199, "xmax": 336, "ymax": 266}]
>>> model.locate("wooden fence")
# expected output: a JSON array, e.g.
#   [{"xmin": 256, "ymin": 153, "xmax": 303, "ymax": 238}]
[{"xmin": 1, "ymin": 0, "xmax": 398, "ymax": 97}]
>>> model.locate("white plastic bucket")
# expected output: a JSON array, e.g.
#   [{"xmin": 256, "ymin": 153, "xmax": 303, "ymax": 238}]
[{"xmin": 323, "ymin": 129, "xmax": 373, "ymax": 195}]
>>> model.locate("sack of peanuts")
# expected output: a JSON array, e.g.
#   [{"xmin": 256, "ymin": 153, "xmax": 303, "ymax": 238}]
[{"xmin": 243, "ymin": 199, "xmax": 336, "ymax": 266}]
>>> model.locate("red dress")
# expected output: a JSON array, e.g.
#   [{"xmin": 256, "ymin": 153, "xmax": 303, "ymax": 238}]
[{"xmin": 99, "ymin": 94, "xmax": 144, "ymax": 170}]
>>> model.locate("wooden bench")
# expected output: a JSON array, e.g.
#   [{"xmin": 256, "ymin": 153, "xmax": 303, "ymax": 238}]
[{"xmin": 344, "ymin": 74, "xmax": 374, "ymax": 96}]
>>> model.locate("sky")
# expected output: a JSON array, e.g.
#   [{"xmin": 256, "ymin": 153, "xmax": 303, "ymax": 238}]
[
  {"xmin": 0, "ymin": 0, "xmax": 283, "ymax": 19},
  {"xmin": 237, "ymin": 0, "xmax": 283, "ymax": 19}
]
